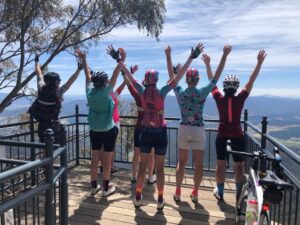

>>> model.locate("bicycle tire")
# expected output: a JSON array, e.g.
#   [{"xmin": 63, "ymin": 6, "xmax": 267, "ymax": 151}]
[
  {"xmin": 235, "ymin": 174, "xmax": 249, "ymax": 224},
  {"xmin": 259, "ymin": 211, "xmax": 270, "ymax": 225}
]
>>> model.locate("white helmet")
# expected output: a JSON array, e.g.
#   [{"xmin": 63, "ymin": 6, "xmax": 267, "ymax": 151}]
[{"xmin": 223, "ymin": 75, "xmax": 239, "ymax": 90}]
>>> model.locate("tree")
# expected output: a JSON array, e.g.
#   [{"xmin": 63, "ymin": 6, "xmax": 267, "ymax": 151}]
[{"xmin": 0, "ymin": 0, "xmax": 166, "ymax": 113}]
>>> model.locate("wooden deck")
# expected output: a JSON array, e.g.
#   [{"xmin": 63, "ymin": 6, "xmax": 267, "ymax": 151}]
[{"xmin": 67, "ymin": 166, "xmax": 237, "ymax": 225}]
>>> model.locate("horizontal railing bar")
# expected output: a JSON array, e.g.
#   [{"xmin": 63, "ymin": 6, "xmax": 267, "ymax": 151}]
[
  {"xmin": 0, "ymin": 183, "xmax": 49, "ymax": 214},
  {"xmin": 0, "ymin": 158, "xmax": 51, "ymax": 182},
  {"xmin": 53, "ymin": 147, "xmax": 66, "ymax": 161},
  {"xmin": 53, "ymin": 167, "xmax": 66, "ymax": 183},
  {"xmin": 0, "ymin": 158, "xmax": 28, "ymax": 165}
]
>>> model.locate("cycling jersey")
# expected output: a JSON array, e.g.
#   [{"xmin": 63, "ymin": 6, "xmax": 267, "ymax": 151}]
[
  {"xmin": 86, "ymin": 81, "xmax": 115, "ymax": 131},
  {"xmin": 212, "ymin": 86, "xmax": 249, "ymax": 137},
  {"xmin": 111, "ymin": 84, "xmax": 123, "ymax": 127},
  {"xmin": 133, "ymin": 80, "xmax": 176, "ymax": 128},
  {"xmin": 128, "ymin": 83, "xmax": 144, "ymax": 128},
  {"xmin": 174, "ymin": 79, "xmax": 217, "ymax": 127}
]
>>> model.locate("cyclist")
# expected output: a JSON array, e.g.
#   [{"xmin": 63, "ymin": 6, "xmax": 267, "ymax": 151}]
[
  {"xmin": 31, "ymin": 54, "xmax": 82, "ymax": 145},
  {"xmin": 76, "ymin": 49, "xmax": 122, "ymax": 197},
  {"xmin": 212, "ymin": 50, "xmax": 267, "ymax": 201},
  {"xmin": 107, "ymin": 43, "xmax": 202, "ymax": 209},
  {"xmin": 165, "ymin": 45, "xmax": 232, "ymax": 203},
  {"xmin": 120, "ymin": 65, "xmax": 156, "ymax": 184}
]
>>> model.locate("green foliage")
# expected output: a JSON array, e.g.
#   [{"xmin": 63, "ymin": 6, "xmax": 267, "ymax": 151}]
[{"xmin": 0, "ymin": 0, "xmax": 166, "ymax": 112}]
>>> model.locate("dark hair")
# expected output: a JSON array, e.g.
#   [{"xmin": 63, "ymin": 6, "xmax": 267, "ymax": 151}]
[
  {"xmin": 91, "ymin": 71, "xmax": 108, "ymax": 89},
  {"xmin": 44, "ymin": 72, "xmax": 61, "ymax": 85},
  {"xmin": 224, "ymin": 88, "xmax": 237, "ymax": 97}
]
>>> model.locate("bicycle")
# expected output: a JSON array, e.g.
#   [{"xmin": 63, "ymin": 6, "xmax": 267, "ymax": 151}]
[{"xmin": 226, "ymin": 140, "xmax": 294, "ymax": 225}]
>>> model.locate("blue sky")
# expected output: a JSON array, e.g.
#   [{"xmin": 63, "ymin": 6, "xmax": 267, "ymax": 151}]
[{"xmin": 34, "ymin": 0, "xmax": 300, "ymax": 98}]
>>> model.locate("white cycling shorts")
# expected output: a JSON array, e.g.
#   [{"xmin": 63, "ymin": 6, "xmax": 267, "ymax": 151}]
[{"xmin": 177, "ymin": 124, "xmax": 206, "ymax": 150}]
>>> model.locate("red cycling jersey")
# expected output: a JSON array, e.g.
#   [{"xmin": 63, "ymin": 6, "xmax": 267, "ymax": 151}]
[
  {"xmin": 212, "ymin": 87, "xmax": 249, "ymax": 137},
  {"xmin": 128, "ymin": 84, "xmax": 144, "ymax": 128}
]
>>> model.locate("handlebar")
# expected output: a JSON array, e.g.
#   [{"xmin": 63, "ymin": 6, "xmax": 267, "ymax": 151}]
[{"xmin": 226, "ymin": 140, "xmax": 281, "ymax": 163}]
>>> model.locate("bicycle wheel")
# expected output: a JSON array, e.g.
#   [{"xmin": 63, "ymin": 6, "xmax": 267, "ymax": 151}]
[
  {"xmin": 259, "ymin": 211, "xmax": 270, "ymax": 225},
  {"xmin": 235, "ymin": 174, "xmax": 249, "ymax": 224}
]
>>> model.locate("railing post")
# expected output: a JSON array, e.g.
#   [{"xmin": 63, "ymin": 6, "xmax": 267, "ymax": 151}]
[
  {"xmin": 75, "ymin": 105, "xmax": 80, "ymax": 166},
  {"xmin": 60, "ymin": 125, "xmax": 68, "ymax": 225},
  {"xmin": 44, "ymin": 129, "xmax": 54, "ymax": 225},
  {"xmin": 30, "ymin": 115, "xmax": 36, "ymax": 185},
  {"xmin": 243, "ymin": 109, "xmax": 248, "ymax": 132},
  {"xmin": 261, "ymin": 116, "xmax": 268, "ymax": 150}
]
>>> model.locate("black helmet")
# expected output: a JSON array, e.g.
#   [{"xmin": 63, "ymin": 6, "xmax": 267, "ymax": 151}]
[
  {"xmin": 91, "ymin": 71, "xmax": 108, "ymax": 88},
  {"xmin": 44, "ymin": 72, "xmax": 61, "ymax": 84}
]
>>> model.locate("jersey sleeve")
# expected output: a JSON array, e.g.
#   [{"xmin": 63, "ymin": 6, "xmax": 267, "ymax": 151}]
[
  {"xmin": 211, "ymin": 86, "xmax": 222, "ymax": 100},
  {"xmin": 160, "ymin": 79, "xmax": 177, "ymax": 97},
  {"xmin": 201, "ymin": 79, "xmax": 217, "ymax": 99},
  {"xmin": 238, "ymin": 89, "xmax": 249, "ymax": 102},
  {"xmin": 133, "ymin": 80, "xmax": 144, "ymax": 94}
]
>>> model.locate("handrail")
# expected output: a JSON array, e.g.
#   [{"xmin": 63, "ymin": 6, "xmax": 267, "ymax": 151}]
[
  {"xmin": 264, "ymin": 133, "xmax": 300, "ymax": 164},
  {"xmin": 0, "ymin": 158, "xmax": 52, "ymax": 182}
]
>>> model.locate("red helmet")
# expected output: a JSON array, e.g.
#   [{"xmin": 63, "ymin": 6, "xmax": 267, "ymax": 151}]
[
  {"xmin": 143, "ymin": 69, "xmax": 159, "ymax": 86},
  {"xmin": 186, "ymin": 68, "xmax": 199, "ymax": 85}
]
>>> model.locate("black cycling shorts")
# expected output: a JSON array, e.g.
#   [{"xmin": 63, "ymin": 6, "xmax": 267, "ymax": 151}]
[
  {"xmin": 90, "ymin": 126, "xmax": 118, "ymax": 152},
  {"xmin": 216, "ymin": 136, "xmax": 245, "ymax": 162},
  {"xmin": 140, "ymin": 127, "xmax": 168, "ymax": 156},
  {"xmin": 134, "ymin": 128, "xmax": 142, "ymax": 147}
]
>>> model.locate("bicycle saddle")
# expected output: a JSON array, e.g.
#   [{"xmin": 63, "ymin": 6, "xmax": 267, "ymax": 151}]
[{"xmin": 259, "ymin": 170, "xmax": 294, "ymax": 191}]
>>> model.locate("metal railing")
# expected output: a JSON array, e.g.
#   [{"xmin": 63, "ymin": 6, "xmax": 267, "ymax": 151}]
[
  {"xmin": 0, "ymin": 105, "xmax": 299, "ymax": 224},
  {"xmin": 0, "ymin": 129, "xmax": 68, "ymax": 225}
]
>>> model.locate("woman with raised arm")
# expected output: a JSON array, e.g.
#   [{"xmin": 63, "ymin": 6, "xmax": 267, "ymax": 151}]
[
  {"xmin": 212, "ymin": 50, "xmax": 267, "ymax": 201},
  {"xmin": 30, "ymin": 53, "xmax": 82, "ymax": 145},
  {"xmin": 107, "ymin": 44, "xmax": 202, "ymax": 209},
  {"xmin": 120, "ymin": 65, "xmax": 156, "ymax": 185},
  {"xmin": 76, "ymin": 49, "xmax": 121, "ymax": 198},
  {"xmin": 165, "ymin": 45, "xmax": 232, "ymax": 203}
]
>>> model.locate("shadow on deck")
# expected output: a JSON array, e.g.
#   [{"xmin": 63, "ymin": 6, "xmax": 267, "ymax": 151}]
[{"xmin": 68, "ymin": 166, "xmax": 237, "ymax": 225}]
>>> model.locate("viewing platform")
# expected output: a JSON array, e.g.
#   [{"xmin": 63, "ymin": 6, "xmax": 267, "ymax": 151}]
[
  {"xmin": 0, "ymin": 106, "xmax": 299, "ymax": 225},
  {"xmin": 68, "ymin": 166, "xmax": 236, "ymax": 225}
]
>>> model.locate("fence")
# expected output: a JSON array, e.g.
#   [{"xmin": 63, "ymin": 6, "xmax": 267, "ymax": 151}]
[{"xmin": 0, "ymin": 106, "xmax": 299, "ymax": 224}]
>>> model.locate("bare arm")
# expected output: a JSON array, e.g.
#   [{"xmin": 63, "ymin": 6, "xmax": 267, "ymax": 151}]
[
  {"xmin": 109, "ymin": 64, "xmax": 121, "ymax": 88},
  {"xmin": 35, "ymin": 55, "xmax": 43, "ymax": 78},
  {"xmin": 173, "ymin": 43, "xmax": 204, "ymax": 85},
  {"xmin": 115, "ymin": 80, "xmax": 126, "ymax": 95},
  {"xmin": 244, "ymin": 50, "xmax": 267, "ymax": 93},
  {"xmin": 164, "ymin": 45, "xmax": 175, "ymax": 80},
  {"xmin": 213, "ymin": 45, "xmax": 232, "ymax": 82},
  {"xmin": 201, "ymin": 54, "xmax": 213, "ymax": 80},
  {"xmin": 76, "ymin": 49, "xmax": 91, "ymax": 82},
  {"xmin": 63, "ymin": 68, "xmax": 81, "ymax": 90}
]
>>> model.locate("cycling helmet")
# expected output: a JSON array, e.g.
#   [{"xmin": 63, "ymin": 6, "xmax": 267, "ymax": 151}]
[
  {"xmin": 223, "ymin": 74, "xmax": 239, "ymax": 90},
  {"xmin": 186, "ymin": 68, "xmax": 199, "ymax": 85},
  {"xmin": 91, "ymin": 71, "xmax": 108, "ymax": 88},
  {"xmin": 44, "ymin": 72, "xmax": 61, "ymax": 85},
  {"xmin": 143, "ymin": 69, "xmax": 159, "ymax": 86}
]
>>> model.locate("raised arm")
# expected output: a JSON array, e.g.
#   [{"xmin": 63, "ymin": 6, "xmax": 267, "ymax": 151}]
[
  {"xmin": 63, "ymin": 58, "xmax": 82, "ymax": 90},
  {"xmin": 108, "ymin": 47, "xmax": 127, "ymax": 88},
  {"xmin": 201, "ymin": 54, "xmax": 213, "ymax": 80},
  {"xmin": 122, "ymin": 65, "xmax": 138, "ymax": 87},
  {"xmin": 164, "ymin": 45, "xmax": 175, "ymax": 80},
  {"xmin": 106, "ymin": 45, "xmax": 136, "ymax": 84},
  {"xmin": 76, "ymin": 49, "xmax": 91, "ymax": 82},
  {"xmin": 244, "ymin": 50, "xmax": 267, "ymax": 93},
  {"xmin": 173, "ymin": 43, "xmax": 204, "ymax": 85},
  {"xmin": 213, "ymin": 45, "xmax": 232, "ymax": 82},
  {"xmin": 35, "ymin": 54, "xmax": 43, "ymax": 78}
]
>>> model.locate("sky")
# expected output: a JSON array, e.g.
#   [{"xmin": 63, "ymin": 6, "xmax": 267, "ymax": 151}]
[{"xmin": 34, "ymin": 0, "xmax": 300, "ymax": 98}]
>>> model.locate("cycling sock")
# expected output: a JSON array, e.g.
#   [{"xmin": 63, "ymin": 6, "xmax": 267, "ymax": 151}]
[
  {"xmin": 103, "ymin": 180, "xmax": 109, "ymax": 191},
  {"xmin": 217, "ymin": 183, "xmax": 224, "ymax": 196},
  {"xmin": 91, "ymin": 180, "xmax": 97, "ymax": 188},
  {"xmin": 175, "ymin": 187, "xmax": 181, "ymax": 195},
  {"xmin": 192, "ymin": 188, "xmax": 198, "ymax": 196},
  {"xmin": 158, "ymin": 189, "xmax": 164, "ymax": 196}
]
